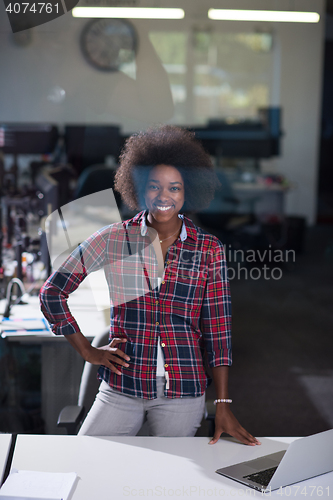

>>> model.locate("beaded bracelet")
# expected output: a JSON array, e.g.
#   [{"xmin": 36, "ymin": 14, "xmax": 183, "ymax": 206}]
[{"xmin": 214, "ymin": 398, "xmax": 232, "ymax": 404}]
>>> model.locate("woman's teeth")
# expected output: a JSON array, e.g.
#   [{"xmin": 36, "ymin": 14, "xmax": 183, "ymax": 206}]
[{"xmin": 156, "ymin": 206, "xmax": 172, "ymax": 211}]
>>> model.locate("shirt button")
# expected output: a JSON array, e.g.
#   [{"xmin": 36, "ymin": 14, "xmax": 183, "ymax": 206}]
[
  {"xmin": 167, "ymin": 261, "xmax": 170, "ymax": 265},
  {"xmin": 164, "ymin": 364, "xmax": 168, "ymax": 368},
  {"xmin": 161, "ymin": 342, "xmax": 166, "ymax": 347},
  {"xmin": 155, "ymin": 322, "xmax": 159, "ymax": 326},
  {"xmin": 161, "ymin": 281, "xmax": 165, "ymax": 284},
  {"xmin": 155, "ymin": 300, "xmax": 159, "ymax": 304}
]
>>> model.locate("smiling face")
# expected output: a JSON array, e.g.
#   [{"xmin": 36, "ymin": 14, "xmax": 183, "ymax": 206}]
[{"xmin": 144, "ymin": 165, "xmax": 185, "ymax": 224}]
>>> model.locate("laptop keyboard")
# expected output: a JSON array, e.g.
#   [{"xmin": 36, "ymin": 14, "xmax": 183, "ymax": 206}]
[{"xmin": 243, "ymin": 466, "xmax": 278, "ymax": 487}]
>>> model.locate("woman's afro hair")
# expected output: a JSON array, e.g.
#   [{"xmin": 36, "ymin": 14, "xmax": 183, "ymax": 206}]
[{"xmin": 114, "ymin": 125, "xmax": 220, "ymax": 213}]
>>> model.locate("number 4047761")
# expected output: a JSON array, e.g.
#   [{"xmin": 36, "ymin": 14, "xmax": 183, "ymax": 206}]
[{"xmin": 6, "ymin": 3, "xmax": 59, "ymax": 14}]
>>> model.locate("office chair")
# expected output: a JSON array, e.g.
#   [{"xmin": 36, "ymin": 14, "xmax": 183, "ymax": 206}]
[
  {"xmin": 57, "ymin": 329, "xmax": 109, "ymax": 435},
  {"xmin": 57, "ymin": 329, "xmax": 215, "ymax": 436},
  {"xmin": 74, "ymin": 164, "xmax": 117, "ymax": 199}
]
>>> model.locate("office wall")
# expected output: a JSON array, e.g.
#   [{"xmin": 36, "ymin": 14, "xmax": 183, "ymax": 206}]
[
  {"xmin": 0, "ymin": 0, "xmax": 326, "ymax": 223},
  {"xmin": 326, "ymin": 13, "xmax": 333, "ymax": 39},
  {"xmin": 274, "ymin": 14, "xmax": 325, "ymax": 224}
]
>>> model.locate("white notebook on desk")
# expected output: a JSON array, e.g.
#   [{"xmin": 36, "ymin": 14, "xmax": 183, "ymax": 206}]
[
  {"xmin": 0, "ymin": 470, "xmax": 77, "ymax": 500},
  {"xmin": 0, "ymin": 318, "xmax": 51, "ymax": 337}
]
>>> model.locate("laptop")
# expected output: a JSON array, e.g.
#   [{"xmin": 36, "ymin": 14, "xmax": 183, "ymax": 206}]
[{"xmin": 216, "ymin": 429, "xmax": 333, "ymax": 492}]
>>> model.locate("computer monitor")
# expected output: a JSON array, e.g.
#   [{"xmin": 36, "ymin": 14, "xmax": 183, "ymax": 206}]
[
  {"xmin": 191, "ymin": 107, "xmax": 282, "ymax": 159},
  {"xmin": 0, "ymin": 123, "xmax": 59, "ymax": 193},
  {"xmin": 0, "ymin": 124, "xmax": 58, "ymax": 155},
  {"xmin": 64, "ymin": 125, "xmax": 121, "ymax": 175}
]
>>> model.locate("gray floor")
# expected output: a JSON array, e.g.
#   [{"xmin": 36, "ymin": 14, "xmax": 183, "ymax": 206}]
[{"xmin": 203, "ymin": 224, "xmax": 333, "ymax": 437}]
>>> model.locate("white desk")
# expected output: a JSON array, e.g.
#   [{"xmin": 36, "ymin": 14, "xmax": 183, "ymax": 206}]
[
  {"xmin": 0, "ymin": 434, "xmax": 12, "ymax": 485},
  {"xmin": 0, "ymin": 283, "xmax": 107, "ymax": 342},
  {"xmin": 232, "ymin": 182, "xmax": 287, "ymax": 219},
  {"xmin": 9, "ymin": 435, "xmax": 333, "ymax": 499},
  {"xmin": 0, "ymin": 287, "xmax": 108, "ymax": 434}
]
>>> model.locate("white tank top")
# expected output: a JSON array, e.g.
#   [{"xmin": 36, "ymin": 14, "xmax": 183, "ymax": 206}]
[{"xmin": 156, "ymin": 276, "xmax": 165, "ymax": 376}]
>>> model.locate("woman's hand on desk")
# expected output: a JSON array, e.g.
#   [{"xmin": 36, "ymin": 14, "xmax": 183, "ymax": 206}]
[{"xmin": 209, "ymin": 405, "xmax": 261, "ymax": 446}]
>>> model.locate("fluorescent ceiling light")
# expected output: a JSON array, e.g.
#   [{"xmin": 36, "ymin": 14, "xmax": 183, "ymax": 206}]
[
  {"xmin": 208, "ymin": 9, "xmax": 320, "ymax": 23},
  {"xmin": 72, "ymin": 7, "xmax": 185, "ymax": 19}
]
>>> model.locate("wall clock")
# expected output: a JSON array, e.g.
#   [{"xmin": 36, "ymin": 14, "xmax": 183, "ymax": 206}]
[{"xmin": 80, "ymin": 18, "xmax": 138, "ymax": 72}]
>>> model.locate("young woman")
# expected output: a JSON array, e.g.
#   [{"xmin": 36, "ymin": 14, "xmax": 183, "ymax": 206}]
[{"xmin": 40, "ymin": 125, "xmax": 260, "ymax": 445}]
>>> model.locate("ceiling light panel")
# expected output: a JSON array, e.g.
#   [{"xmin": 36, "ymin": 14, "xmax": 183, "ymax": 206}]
[
  {"xmin": 72, "ymin": 7, "xmax": 185, "ymax": 19},
  {"xmin": 208, "ymin": 9, "xmax": 320, "ymax": 23}
]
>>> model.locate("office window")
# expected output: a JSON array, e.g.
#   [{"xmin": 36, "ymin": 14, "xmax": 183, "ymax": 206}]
[
  {"xmin": 149, "ymin": 32, "xmax": 188, "ymax": 124},
  {"xmin": 150, "ymin": 30, "xmax": 273, "ymax": 125}
]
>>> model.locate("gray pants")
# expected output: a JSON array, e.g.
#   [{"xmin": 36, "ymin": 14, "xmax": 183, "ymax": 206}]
[{"xmin": 78, "ymin": 377, "xmax": 205, "ymax": 437}]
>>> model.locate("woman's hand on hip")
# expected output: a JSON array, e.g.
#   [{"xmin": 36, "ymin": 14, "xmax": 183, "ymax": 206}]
[
  {"xmin": 209, "ymin": 405, "xmax": 261, "ymax": 446},
  {"xmin": 85, "ymin": 338, "xmax": 130, "ymax": 375}
]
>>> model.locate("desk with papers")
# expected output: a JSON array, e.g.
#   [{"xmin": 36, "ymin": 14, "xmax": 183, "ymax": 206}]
[
  {"xmin": 0, "ymin": 285, "xmax": 107, "ymax": 434},
  {"xmin": 1, "ymin": 435, "xmax": 332, "ymax": 499}
]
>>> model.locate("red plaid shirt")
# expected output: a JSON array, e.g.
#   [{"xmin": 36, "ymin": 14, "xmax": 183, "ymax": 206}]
[{"xmin": 39, "ymin": 211, "xmax": 232, "ymax": 399}]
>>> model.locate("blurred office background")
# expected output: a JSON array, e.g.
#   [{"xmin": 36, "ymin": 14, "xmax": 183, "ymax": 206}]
[{"xmin": 0, "ymin": 0, "xmax": 332, "ymax": 437}]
